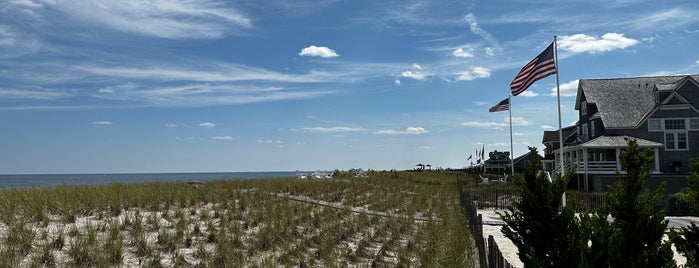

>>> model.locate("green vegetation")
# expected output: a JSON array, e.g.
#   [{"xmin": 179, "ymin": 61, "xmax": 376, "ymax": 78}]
[
  {"xmin": 671, "ymin": 158, "xmax": 699, "ymax": 267},
  {"xmin": 0, "ymin": 170, "xmax": 474, "ymax": 267},
  {"xmin": 500, "ymin": 147, "xmax": 583, "ymax": 267},
  {"xmin": 500, "ymin": 141, "xmax": 677, "ymax": 267}
]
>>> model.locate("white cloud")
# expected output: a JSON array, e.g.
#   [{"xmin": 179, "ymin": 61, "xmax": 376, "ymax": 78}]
[
  {"xmin": 461, "ymin": 121, "xmax": 507, "ymax": 129},
  {"xmin": 452, "ymin": 47, "xmax": 474, "ymax": 58},
  {"xmin": 165, "ymin": 123, "xmax": 178, "ymax": 127},
  {"xmin": 375, "ymin": 127, "xmax": 429, "ymax": 135},
  {"xmin": 550, "ymin": 79, "xmax": 579, "ymax": 97},
  {"xmin": 394, "ymin": 79, "xmax": 402, "ymax": 85},
  {"xmin": 541, "ymin": 125, "xmax": 555, "ymax": 129},
  {"xmin": 199, "ymin": 122, "xmax": 216, "ymax": 128},
  {"xmin": 213, "ymin": 136, "xmax": 233, "ymax": 140},
  {"xmin": 257, "ymin": 139, "xmax": 283, "ymax": 144},
  {"xmin": 456, "ymin": 67, "xmax": 490, "ymax": 81},
  {"xmin": 0, "ymin": 88, "xmax": 69, "ymax": 99},
  {"xmin": 513, "ymin": 132, "xmax": 527, "ymax": 136},
  {"xmin": 411, "ymin": 63, "xmax": 422, "ymax": 70},
  {"xmin": 303, "ymin": 127, "xmax": 366, "ymax": 133},
  {"xmin": 400, "ymin": 70, "xmax": 426, "ymax": 80},
  {"xmin": 39, "ymin": 0, "xmax": 252, "ymax": 39},
  {"xmin": 507, "ymin": 117, "xmax": 531, "ymax": 126},
  {"xmin": 298, "ymin": 45, "xmax": 339, "ymax": 58},
  {"xmin": 93, "ymin": 121, "xmax": 113, "ymax": 125},
  {"xmin": 518, "ymin": 90, "xmax": 539, "ymax": 97},
  {"xmin": 558, "ymin": 33, "xmax": 638, "ymax": 54},
  {"xmin": 462, "ymin": 117, "xmax": 530, "ymax": 130}
]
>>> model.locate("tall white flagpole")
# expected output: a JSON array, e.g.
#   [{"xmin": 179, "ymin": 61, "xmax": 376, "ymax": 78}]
[
  {"xmin": 508, "ymin": 95, "xmax": 514, "ymax": 177},
  {"xmin": 554, "ymin": 36, "xmax": 564, "ymax": 176}
]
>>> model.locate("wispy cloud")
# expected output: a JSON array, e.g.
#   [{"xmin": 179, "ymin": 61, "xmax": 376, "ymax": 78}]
[
  {"xmin": 303, "ymin": 126, "xmax": 366, "ymax": 133},
  {"xmin": 374, "ymin": 127, "xmax": 429, "ymax": 135},
  {"xmin": 452, "ymin": 47, "xmax": 474, "ymax": 58},
  {"xmin": 463, "ymin": 13, "xmax": 501, "ymax": 54},
  {"xmin": 32, "ymin": 0, "xmax": 252, "ymax": 39},
  {"xmin": 558, "ymin": 33, "xmax": 638, "ymax": 54},
  {"xmin": 199, "ymin": 122, "xmax": 216, "ymax": 128},
  {"xmin": 212, "ymin": 136, "xmax": 233, "ymax": 140},
  {"xmin": 299, "ymin": 45, "xmax": 339, "ymax": 58},
  {"xmin": 0, "ymin": 88, "xmax": 70, "ymax": 100},
  {"xmin": 549, "ymin": 80, "xmax": 579, "ymax": 97},
  {"xmin": 462, "ymin": 117, "xmax": 531, "ymax": 130},
  {"xmin": 93, "ymin": 121, "xmax": 113, "ymax": 125},
  {"xmin": 455, "ymin": 67, "xmax": 490, "ymax": 81},
  {"xmin": 257, "ymin": 139, "xmax": 283, "ymax": 144}
]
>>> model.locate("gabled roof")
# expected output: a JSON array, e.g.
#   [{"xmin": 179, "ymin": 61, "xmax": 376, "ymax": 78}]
[
  {"xmin": 575, "ymin": 75, "xmax": 699, "ymax": 128},
  {"xmin": 542, "ymin": 125, "xmax": 576, "ymax": 143}
]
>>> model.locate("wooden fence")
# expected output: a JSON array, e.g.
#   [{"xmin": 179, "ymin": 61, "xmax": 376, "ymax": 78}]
[{"xmin": 458, "ymin": 179, "xmax": 514, "ymax": 268}]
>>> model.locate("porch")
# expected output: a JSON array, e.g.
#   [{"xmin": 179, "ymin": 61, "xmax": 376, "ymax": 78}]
[{"xmin": 553, "ymin": 136, "xmax": 663, "ymax": 190}]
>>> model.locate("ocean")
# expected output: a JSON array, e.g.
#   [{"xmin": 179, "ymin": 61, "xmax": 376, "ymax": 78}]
[{"xmin": 0, "ymin": 171, "xmax": 298, "ymax": 188}]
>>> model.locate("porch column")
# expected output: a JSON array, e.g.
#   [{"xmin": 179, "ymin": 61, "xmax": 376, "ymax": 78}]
[
  {"xmin": 583, "ymin": 148, "xmax": 588, "ymax": 192},
  {"xmin": 654, "ymin": 148, "xmax": 660, "ymax": 173},
  {"xmin": 615, "ymin": 148, "xmax": 621, "ymax": 171}
]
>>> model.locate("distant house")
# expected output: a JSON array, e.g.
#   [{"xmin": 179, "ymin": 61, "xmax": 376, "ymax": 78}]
[
  {"xmin": 484, "ymin": 150, "xmax": 510, "ymax": 173},
  {"xmin": 544, "ymin": 75, "xmax": 699, "ymax": 192},
  {"xmin": 511, "ymin": 150, "xmax": 542, "ymax": 172}
]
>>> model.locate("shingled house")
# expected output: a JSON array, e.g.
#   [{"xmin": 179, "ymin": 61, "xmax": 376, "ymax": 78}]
[{"xmin": 545, "ymin": 75, "xmax": 699, "ymax": 192}]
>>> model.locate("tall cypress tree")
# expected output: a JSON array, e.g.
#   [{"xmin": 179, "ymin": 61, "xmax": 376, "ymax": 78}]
[
  {"xmin": 500, "ymin": 147, "xmax": 583, "ymax": 267},
  {"xmin": 583, "ymin": 139, "xmax": 675, "ymax": 268}
]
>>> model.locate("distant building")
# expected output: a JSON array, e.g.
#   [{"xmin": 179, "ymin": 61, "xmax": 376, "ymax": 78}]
[
  {"xmin": 544, "ymin": 75, "xmax": 699, "ymax": 192},
  {"xmin": 484, "ymin": 150, "xmax": 510, "ymax": 173}
]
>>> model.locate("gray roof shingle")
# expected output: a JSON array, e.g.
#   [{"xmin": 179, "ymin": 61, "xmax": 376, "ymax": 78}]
[{"xmin": 576, "ymin": 75, "xmax": 699, "ymax": 128}]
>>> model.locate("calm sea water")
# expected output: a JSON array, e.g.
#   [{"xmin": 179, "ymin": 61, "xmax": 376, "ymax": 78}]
[{"xmin": 0, "ymin": 172, "xmax": 298, "ymax": 188}]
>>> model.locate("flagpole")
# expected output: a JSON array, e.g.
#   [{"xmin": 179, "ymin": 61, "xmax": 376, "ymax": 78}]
[
  {"xmin": 508, "ymin": 95, "xmax": 514, "ymax": 177},
  {"xmin": 554, "ymin": 36, "xmax": 564, "ymax": 176}
]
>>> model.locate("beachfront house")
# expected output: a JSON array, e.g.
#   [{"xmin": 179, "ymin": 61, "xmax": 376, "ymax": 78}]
[
  {"xmin": 544, "ymin": 75, "xmax": 699, "ymax": 192},
  {"xmin": 484, "ymin": 150, "xmax": 511, "ymax": 173}
]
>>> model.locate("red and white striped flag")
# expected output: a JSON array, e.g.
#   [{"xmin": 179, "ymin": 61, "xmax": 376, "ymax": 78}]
[{"xmin": 510, "ymin": 42, "xmax": 557, "ymax": 96}]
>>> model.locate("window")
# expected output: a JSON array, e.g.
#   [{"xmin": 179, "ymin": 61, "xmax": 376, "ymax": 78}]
[
  {"xmin": 591, "ymin": 122, "xmax": 596, "ymax": 138},
  {"xmin": 666, "ymin": 133, "xmax": 675, "ymax": 150},
  {"xmin": 581, "ymin": 100, "xmax": 587, "ymax": 116},
  {"xmin": 678, "ymin": 133, "xmax": 688, "ymax": 150},
  {"xmin": 665, "ymin": 119, "xmax": 685, "ymax": 130},
  {"xmin": 581, "ymin": 123, "xmax": 588, "ymax": 141},
  {"xmin": 691, "ymin": 119, "xmax": 699, "ymax": 130},
  {"xmin": 648, "ymin": 119, "xmax": 661, "ymax": 131},
  {"xmin": 665, "ymin": 132, "xmax": 689, "ymax": 150}
]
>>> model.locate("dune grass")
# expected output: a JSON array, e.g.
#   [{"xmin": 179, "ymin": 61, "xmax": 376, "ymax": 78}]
[{"xmin": 0, "ymin": 170, "xmax": 474, "ymax": 267}]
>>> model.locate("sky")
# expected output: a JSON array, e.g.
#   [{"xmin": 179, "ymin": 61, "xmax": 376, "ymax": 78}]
[{"xmin": 2, "ymin": 0, "xmax": 699, "ymax": 174}]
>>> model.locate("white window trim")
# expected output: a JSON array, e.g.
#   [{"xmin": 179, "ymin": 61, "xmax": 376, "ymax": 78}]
[
  {"xmin": 648, "ymin": 118, "xmax": 699, "ymax": 131},
  {"xmin": 665, "ymin": 131, "xmax": 689, "ymax": 151}
]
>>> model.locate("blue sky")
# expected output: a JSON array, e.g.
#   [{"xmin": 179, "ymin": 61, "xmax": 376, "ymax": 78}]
[{"xmin": 2, "ymin": 0, "xmax": 699, "ymax": 174}]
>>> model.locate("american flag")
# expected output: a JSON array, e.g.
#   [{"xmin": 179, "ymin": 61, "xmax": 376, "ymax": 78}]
[
  {"xmin": 510, "ymin": 42, "xmax": 557, "ymax": 96},
  {"xmin": 489, "ymin": 98, "xmax": 509, "ymax": 112}
]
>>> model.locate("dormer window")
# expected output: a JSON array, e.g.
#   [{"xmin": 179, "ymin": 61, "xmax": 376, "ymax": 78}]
[{"xmin": 581, "ymin": 100, "xmax": 587, "ymax": 116}]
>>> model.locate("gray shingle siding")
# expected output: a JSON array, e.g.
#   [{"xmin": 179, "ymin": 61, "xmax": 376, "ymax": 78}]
[{"xmin": 577, "ymin": 75, "xmax": 699, "ymax": 174}]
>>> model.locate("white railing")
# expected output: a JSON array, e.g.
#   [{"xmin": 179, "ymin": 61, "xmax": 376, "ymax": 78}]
[{"xmin": 559, "ymin": 161, "xmax": 618, "ymax": 174}]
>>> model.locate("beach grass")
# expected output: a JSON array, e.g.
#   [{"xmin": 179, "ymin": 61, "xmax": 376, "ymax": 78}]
[{"xmin": 0, "ymin": 170, "xmax": 475, "ymax": 267}]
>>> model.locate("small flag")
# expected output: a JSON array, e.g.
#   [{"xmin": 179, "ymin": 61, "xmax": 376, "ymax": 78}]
[
  {"xmin": 481, "ymin": 145, "xmax": 485, "ymax": 160},
  {"xmin": 510, "ymin": 42, "xmax": 557, "ymax": 96},
  {"xmin": 489, "ymin": 98, "xmax": 509, "ymax": 113}
]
